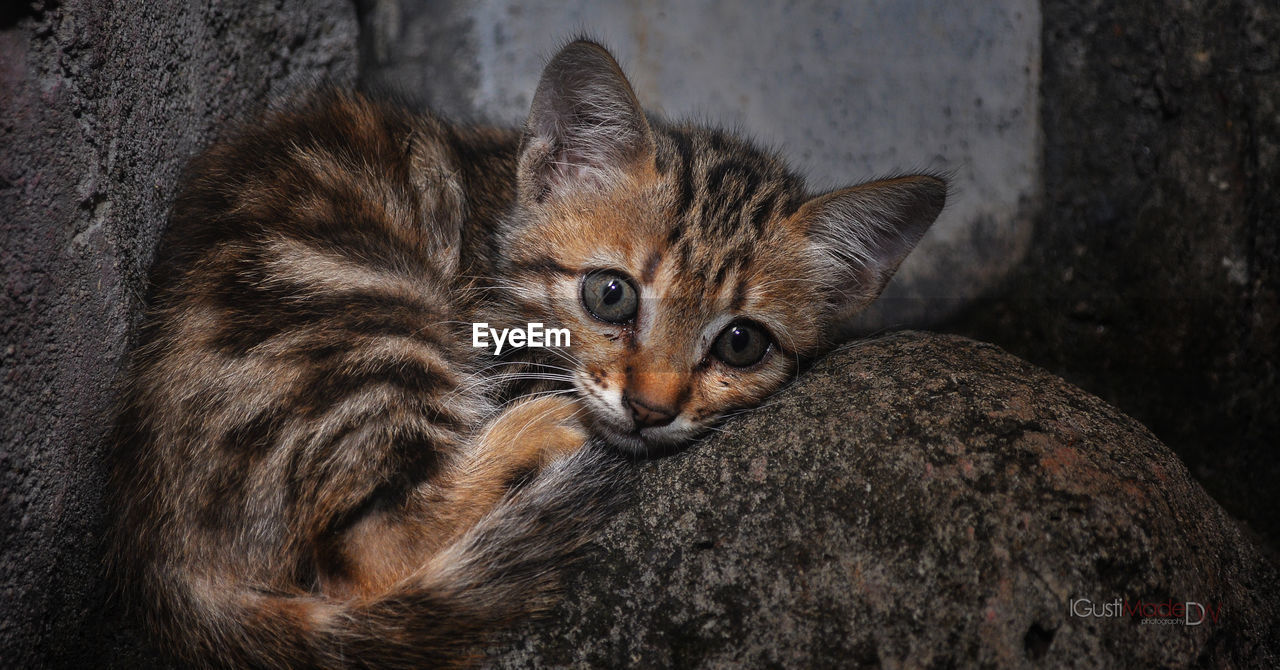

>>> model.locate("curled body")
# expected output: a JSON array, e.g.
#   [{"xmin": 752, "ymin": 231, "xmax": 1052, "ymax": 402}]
[{"xmin": 108, "ymin": 41, "xmax": 944, "ymax": 667}]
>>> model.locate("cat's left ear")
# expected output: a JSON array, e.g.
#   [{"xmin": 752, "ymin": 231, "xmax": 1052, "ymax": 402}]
[
  {"xmin": 518, "ymin": 40, "xmax": 656, "ymax": 204},
  {"xmin": 798, "ymin": 175, "xmax": 946, "ymax": 324}
]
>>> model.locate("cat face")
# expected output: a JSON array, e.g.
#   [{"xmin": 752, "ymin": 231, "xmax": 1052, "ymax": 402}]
[{"xmin": 500, "ymin": 41, "xmax": 945, "ymax": 454}]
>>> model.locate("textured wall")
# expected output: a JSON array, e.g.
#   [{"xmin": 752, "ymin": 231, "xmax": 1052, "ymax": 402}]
[
  {"xmin": 357, "ymin": 0, "xmax": 1042, "ymax": 330},
  {"xmin": 952, "ymin": 0, "xmax": 1280, "ymax": 549},
  {"xmin": 0, "ymin": 3, "xmax": 356, "ymax": 666}
]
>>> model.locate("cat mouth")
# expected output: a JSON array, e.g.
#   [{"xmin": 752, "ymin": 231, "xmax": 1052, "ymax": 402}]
[
  {"xmin": 581, "ymin": 412, "xmax": 650, "ymax": 454},
  {"xmin": 601, "ymin": 427, "xmax": 650, "ymax": 454},
  {"xmin": 582, "ymin": 410, "xmax": 697, "ymax": 456},
  {"xmin": 573, "ymin": 380, "xmax": 700, "ymax": 454}
]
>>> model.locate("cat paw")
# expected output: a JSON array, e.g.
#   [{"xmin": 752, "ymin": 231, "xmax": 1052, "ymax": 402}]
[{"xmin": 482, "ymin": 395, "xmax": 589, "ymax": 466}]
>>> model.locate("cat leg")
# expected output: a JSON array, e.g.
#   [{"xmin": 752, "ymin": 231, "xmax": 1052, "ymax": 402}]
[
  {"xmin": 431, "ymin": 395, "xmax": 592, "ymax": 537},
  {"xmin": 324, "ymin": 396, "xmax": 592, "ymax": 597}
]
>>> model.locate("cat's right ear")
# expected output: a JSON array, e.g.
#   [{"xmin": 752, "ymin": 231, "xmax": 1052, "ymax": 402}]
[
  {"xmin": 518, "ymin": 40, "xmax": 655, "ymax": 204},
  {"xmin": 798, "ymin": 175, "xmax": 947, "ymax": 329}
]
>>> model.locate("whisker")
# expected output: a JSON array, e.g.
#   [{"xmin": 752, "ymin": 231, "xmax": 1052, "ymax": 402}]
[{"xmin": 493, "ymin": 388, "xmax": 576, "ymax": 411}]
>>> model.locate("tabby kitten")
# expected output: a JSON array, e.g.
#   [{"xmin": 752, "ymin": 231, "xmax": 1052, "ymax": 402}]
[{"xmin": 108, "ymin": 40, "xmax": 944, "ymax": 668}]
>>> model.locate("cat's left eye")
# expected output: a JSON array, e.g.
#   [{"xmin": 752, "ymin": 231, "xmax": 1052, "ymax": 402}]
[
  {"xmin": 581, "ymin": 270, "xmax": 639, "ymax": 324},
  {"xmin": 712, "ymin": 321, "xmax": 771, "ymax": 368}
]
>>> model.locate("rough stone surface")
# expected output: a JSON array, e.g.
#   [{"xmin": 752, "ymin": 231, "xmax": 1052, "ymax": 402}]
[
  {"xmin": 948, "ymin": 0, "xmax": 1280, "ymax": 550},
  {"xmin": 488, "ymin": 333, "xmax": 1279, "ymax": 668},
  {"xmin": 0, "ymin": 3, "xmax": 356, "ymax": 667},
  {"xmin": 357, "ymin": 0, "xmax": 1042, "ymax": 329}
]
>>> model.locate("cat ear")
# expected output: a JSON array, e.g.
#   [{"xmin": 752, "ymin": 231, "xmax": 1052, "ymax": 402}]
[
  {"xmin": 518, "ymin": 40, "xmax": 655, "ymax": 203},
  {"xmin": 799, "ymin": 175, "xmax": 946, "ymax": 325}
]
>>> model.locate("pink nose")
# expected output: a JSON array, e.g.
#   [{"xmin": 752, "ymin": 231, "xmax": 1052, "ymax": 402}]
[{"xmin": 626, "ymin": 396, "xmax": 676, "ymax": 428}]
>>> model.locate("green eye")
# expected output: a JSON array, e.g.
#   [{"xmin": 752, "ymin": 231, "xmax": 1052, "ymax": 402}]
[
  {"xmin": 712, "ymin": 321, "xmax": 771, "ymax": 367},
  {"xmin": 581, "ymin": 270, "xmax": 638, "ymax": 324}
]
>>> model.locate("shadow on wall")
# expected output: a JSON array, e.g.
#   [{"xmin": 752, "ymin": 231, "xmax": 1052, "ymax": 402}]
[{"xmin": 947, "ymin": 0, "xmax": 1280, "ymax": 553}]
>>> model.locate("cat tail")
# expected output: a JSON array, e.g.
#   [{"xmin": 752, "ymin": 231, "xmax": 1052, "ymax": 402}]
[{"xmin": 173, "ymin": 444, "xmax": 628, "ymax": 669}]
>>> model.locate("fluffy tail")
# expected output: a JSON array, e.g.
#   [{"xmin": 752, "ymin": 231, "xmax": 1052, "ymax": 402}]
[{"xmin": 154, "ymin": 445, "xmax": 627, "ymax": 669}]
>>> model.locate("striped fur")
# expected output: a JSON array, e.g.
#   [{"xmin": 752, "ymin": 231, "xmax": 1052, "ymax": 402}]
[{"xmin": 108, "ymin": 40, "xmax": 944, "ymax": 667}]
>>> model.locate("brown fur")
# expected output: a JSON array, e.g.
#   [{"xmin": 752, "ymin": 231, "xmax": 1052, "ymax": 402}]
[{"xmin": 108, "ymin": 40, "xmax": 945, "ymax": 667}]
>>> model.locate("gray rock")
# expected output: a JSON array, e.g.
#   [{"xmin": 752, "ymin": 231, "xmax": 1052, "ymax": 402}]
[
  {"xmin": 0, "ymin": 3, "xmax": 356, "ymax": 666},
  {"xmin": 487, "ymin": 333, "xmax": 1279, "ymax": 668}
]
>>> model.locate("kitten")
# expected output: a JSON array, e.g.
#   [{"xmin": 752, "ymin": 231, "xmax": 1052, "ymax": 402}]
[{"xmin": 108, "ymin": 40, "xmax": 944, "ymax": 668}]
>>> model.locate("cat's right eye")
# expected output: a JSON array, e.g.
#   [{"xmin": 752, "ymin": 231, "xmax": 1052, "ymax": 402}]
[
  {"xmin": 711, "ymin": 320, "xmax": 772, "ymax": 368},
  {"xmin": 580, "ymin": 270, "xmax": 639, "ymax": 324}
]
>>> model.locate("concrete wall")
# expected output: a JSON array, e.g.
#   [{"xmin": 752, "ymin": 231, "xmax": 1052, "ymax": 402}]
[
  {"xmin": 0, "ymin": 3, "xmax": 356, "ymax": 666},
  {"xmin": 953, "ymin": 0, "xmax": 1280, "ymax": 547},
  {"xmin": 358, "ymin": 0, "xmax": 1042, "ymax": 329}
]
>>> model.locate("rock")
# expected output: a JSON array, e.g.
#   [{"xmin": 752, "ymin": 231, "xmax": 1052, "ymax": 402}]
[
  {"xmin": 0, "ymin": 3, "xmax": 356, "ymax": 667},
  {"xmin": 487, "ymin": 332, "xmax": 1279, "ymax": 668}
]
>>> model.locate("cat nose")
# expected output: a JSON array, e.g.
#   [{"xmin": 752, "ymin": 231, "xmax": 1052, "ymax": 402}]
[{"xmin": 626, "ymin": 396, "xmax": 676, "ymax": 428}]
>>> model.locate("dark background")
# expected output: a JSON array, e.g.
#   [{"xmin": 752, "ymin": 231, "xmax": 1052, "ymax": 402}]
[
  {"xmin": 951, "ymin": 1, "xmax": 1279, "ymax": 556},
  {"xmin": 1, "ymin": 0, "xmax": 1276, "ymax": 666}
]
